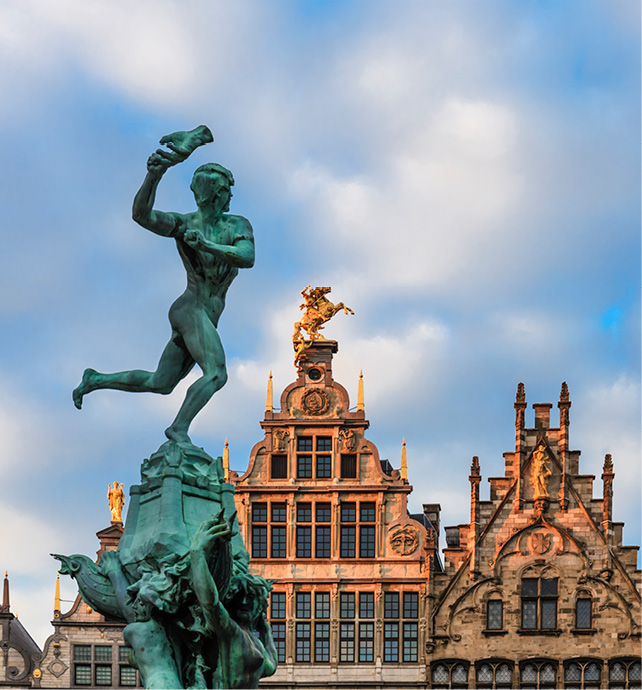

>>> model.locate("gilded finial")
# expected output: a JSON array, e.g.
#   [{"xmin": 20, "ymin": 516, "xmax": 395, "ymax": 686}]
[
  {"xmin": 223, "ymin": 438, "xmax": 230, "ymax": 482},
  {"xmin": 516, "ymin": 382, "xmax": 525, "ymax": 403},
  {"xmin": 400, "ymin": 438, "xmax": 408, "ymax": 481},
  {"xmin": 108, "ymin": 482, "xmax": 125, "ymax": 523},
  {"xmin": 560, "ymin": 381, "xmax": 569, "ymax": 403},
  {"xmin": 357, "ymin": 370, "xmax": 364, "ymax": 412},
  {"xmin": 265, "ymin": 371, "xmax": 273, "ymax": 413},
  {"xmin": 292, "ymin": 285, "xmax": 354, "ymax": 365},
  {"xmin": 2, "ymin": 571, "xmax": 9, "ymax": 612},
  {"xmin": 54, "ymin": 572, "xmax": 61, "ymax": 615}
]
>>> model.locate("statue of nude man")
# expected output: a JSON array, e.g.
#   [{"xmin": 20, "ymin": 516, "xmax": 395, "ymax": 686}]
[{"xmin": 73, "ymin": 126, "xmax": 255, "ymax": 445}]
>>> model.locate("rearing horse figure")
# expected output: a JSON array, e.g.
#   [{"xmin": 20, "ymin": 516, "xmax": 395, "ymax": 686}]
[{"xmin": 293, "ymin": 286, "xmax": 354, "ymax": 364}]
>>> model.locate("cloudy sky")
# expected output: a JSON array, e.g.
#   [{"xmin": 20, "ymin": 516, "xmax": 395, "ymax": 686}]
[{"xmin": 1, "ymin": 0, "xmax": 639, "ymax": 646}]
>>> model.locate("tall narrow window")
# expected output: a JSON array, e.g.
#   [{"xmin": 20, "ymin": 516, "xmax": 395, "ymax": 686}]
[
  {"xmin": 575, "ymin": 598, "xmax": 592, "ymax": 629},
  {"xmin": 271, "ymin": 526, "xmax": 286, "ymax": 558},
  {"xmin": 315, "ymin": 592, "xmax": 330, "ymax": 619},
  {"xmin": 315, "ymin": 525, "xmax": 331, "ymax": 558},
  {"xmin": 314, "ymin": 622, "xmax": 330, "ymax": 662},
  {"xmin": 340, "ymin": 454, "xmax": 357, "ymax": 478},
  {"xmin": 316, "ymin": 436, "xmax": 332, "ymax": 478},
  {"xmin": 271, "ymin": 454, "xmax": 287, "ymax": 479},
  {"xmin": 359, "ymin": 622, "xmax": 375, "ymax": 662},
  {"xmin": 487, "ymin": 600, "xmax": 503, "ymax": 630},
  {"xmin": 340, "ymin": 503, "xmax": 356, "ymax": 558}
]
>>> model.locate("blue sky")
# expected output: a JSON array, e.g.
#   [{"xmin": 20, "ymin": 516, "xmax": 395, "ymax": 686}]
[{"xmin": 1, "ymin": 0, "xmax": 639, "ymax": 646}]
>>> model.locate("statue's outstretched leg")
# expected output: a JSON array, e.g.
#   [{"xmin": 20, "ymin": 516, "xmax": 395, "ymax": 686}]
[
  {"xmin": 72, "ymin": 338, "xmax": 194, "ymax": 409},
  {"xmin": 164, "ymin": 316, "xmax": 227, "ymax": 444}
]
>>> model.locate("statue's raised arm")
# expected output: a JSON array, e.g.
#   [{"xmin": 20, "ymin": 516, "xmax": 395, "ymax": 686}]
[{"xmin": 73, "ymin": 125, "xmax": 254, "ymax": 446}]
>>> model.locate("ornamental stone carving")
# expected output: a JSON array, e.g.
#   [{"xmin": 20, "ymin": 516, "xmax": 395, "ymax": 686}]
[
  {"xmin": 301, "ymin": 388, "xmax": 330, "ymax": 416},
  {"xmin": 390, "ymin": 526, "xmax": 419, "ymax": 556}
]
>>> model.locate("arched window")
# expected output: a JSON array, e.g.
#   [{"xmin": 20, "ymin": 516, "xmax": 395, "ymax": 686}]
[
  {"xmin": 563, "ymin": 659, "xmax": 602, "ymax": 688},
  {"xmin": 475, "ymin": 660, "xmax": 514, "ymax": 688},
  {"xmin": 609, "ymin": 658, "xmax": 642, "ymax": 689},
  {"xmin": 574, "ymin": 596, "xmax": 593, "ymax": 630},
  {"xmin": 431, "ymin": 660, "xmax": 469, "ymax": 688},
  {"xmin": 486, "ymin": 599, "xmax": 504, "ymax": 630},
  {"xmin": 519, "ymin": 660, "xmax": 558, "ymax": 688}
]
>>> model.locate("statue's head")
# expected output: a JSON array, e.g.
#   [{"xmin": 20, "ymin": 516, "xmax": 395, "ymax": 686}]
[
  {"xmin": 225, "ymin": 572, "xmax": 271, "ymax": 626},
  {"xmin": 190, "ymin": 163, "xmax": 235, "ymax": 211}
]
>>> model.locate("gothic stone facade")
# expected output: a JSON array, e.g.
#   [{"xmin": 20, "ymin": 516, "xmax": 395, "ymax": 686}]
[
  {"xmin": 232, "ymin": 340, "xmax": 438, "ymax": 689},
  {"xmin": 428, "ymin": 383, "xmax": 641, "ymax": 690}
]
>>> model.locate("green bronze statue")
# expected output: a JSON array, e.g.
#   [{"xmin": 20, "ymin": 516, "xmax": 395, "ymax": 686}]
[
  {"xmin": 73, "ymin": 124, "xmax": 255, "ymax": 445},
  {"xmin": 59, "ymin": 128, "xmax": 276, "ymax": 689}
]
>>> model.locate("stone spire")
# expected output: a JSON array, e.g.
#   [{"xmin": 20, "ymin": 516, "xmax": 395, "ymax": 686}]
[
  {"xmin": 265, "ymin": 371, "xmax": 273, "ymax": 414},
  {"xmin": 514, "ymin": 383, "xmax": 526, "ymax": 510},
  {"xmin": 469, "ymin": 457, "xmax": 481, "ymax": 577},
  {"xmin": 357, "ymin": 370, "xmax": 364, "ymax": 412},
  {"xmin": 558, "ymin": 381, "xmax": 571, "ymax": 510},
  {"xmin": 54, "ymin": 572, "xmax": 61, "ymax": 618},
  {"xmin": 2, "ymin": 571, "xmax": 9, "ymax": 612},
  {"xmin": 602, "ymin": 453, "xmax": 615, "ymax": 545},
  {"xmin": 400, "ymin": 439, "xmax": 408, "ymax": 481}
]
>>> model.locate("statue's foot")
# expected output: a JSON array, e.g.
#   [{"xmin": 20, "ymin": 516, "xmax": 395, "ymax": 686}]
[
  {"xmin": 164, "ymin": 425, "xmax": 192, "ymax": 445},
  {"xmin": 72, "ymin": 368, "xmax": 99, "ymax": 409}
]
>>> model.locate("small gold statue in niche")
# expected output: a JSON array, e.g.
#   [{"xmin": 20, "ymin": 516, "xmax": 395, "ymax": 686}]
[
  {"xmin": 530, "ymin": 446, "xmax": 552, "ymax": 499},
  {"xmin": 108, "ymin": 481, "xmax": 125, "ymax": 522},
  {"xmin": 293, "ymin": 286, "xmax": 354, "ymax": 364}
]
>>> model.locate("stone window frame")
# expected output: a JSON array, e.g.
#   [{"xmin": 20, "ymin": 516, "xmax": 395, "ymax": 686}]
[
  {"xmin": 430, "ymin": 659, "xmax": 471, "ymax": 688},
  {"xmin": 481, "ymin": 587, "xmax": 506, "ymax": 634},
  {"xmin": 518, "ymin": 564, "xmax": 561, "ymax": 635},
  {"xmin": 71, "ymin": 644, "xmax": 139, "ymax": 688},
  {"xmin": 562, "ymin": 657, "xmax": 603, "ymax": 689},
  {"xmin": 250, "ymin": 499, "xmax": 291, "ymax": 559},
  {"xmin": 571, "ymin": 587, "xmax": 596, "ymax": 633},
  {"xmin": 295, "ymin": 435, "xmax": 334, "ymax": 480},
  {"xmin": 518, "ymin": 658, "xmax": 559, "ymax": 688},
  {"xmin": 473, "ymin": 658, "xmax": 515, "ymax": 688},
  {"xmin": 383, "ymin": 589, "xmax": 420, "ymax": 664},
  {"xmin": 340, "ymin": 499, "xmax": 379, "ymax": 560},
  {"xmin": 608, "ymin": 657, "xmax": 642, "ymax": 689}
]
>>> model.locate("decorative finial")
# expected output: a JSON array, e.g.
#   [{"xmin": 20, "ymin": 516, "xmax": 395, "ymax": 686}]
[
  {"xmin": 54, "ymin": 572, "xmax": 61, "ymax": 615},
  {"xmin": 400, "ymin": 438, "xmax": 408, "ymax": 481},
  {"xmin": 471, "ymin": 456, "xmax": 480, "ymax": 476},
  {"xmin": 223, "ymin": 438, "xmax": 230, "ymax": 482},
  {"xmin": 2, "ymin": 571, "xmax": 9, "ymax": 612},
  {"xmin": 560, "ymin": 381, "xmax": 569, "ymax": 403},
  {"xmin": 516, "ymin": 382, "xmax": 525, "ymax": 403},
  {"xmin": 292, "ymin": 285, "xmax": 354, "ymax": 365},
  {"xmin": 603, "ymin": 453, "xmax": 613, "ymax": 474},
  {"xmin": 265, "ymin": 371, "xmax": 273, "ymax": 413},
  {"xmin": 108, "ymin": 482, "xmax": 125, "ymax": 523},
  {"xmin": 357, "ymin": 370, "xmax": 364, "ymax": 412}
]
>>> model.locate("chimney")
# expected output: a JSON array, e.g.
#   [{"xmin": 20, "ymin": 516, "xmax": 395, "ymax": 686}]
[{"xmin": 533, "ymin": 403, "xmax": 552, "ymax": 430}]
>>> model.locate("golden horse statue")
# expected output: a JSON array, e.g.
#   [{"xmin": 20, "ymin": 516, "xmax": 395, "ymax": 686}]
[{"xmin": 293, "ymin": 286, "xmax": 354, "ymax": 364}]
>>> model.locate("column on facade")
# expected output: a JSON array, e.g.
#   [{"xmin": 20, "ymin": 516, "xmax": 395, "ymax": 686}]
[
  {"xmin": 514, "ymin": 382, "xmax": 526, "ymax": 510},
  {"xmin": 469, "ymin": 456, "xmax": 481, "ymax": 577},
  {"xmin": 558, "ymin": 381, "xmax": 571, "ymax": 510}
]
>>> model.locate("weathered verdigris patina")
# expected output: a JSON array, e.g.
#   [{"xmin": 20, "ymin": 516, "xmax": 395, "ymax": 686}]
[{"xmin": 58, "ymin": 128, "xmax": 276, "ymax": 689}]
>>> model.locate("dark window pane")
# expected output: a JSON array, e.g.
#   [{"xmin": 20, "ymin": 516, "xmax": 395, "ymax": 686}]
[
  {"xmin": 383, "ymin": 622, "xmax": 399, "ymax": 662},
  {"xmin": 118, "ymin": 647, "xmax": 132, "ymax": 663},
  {"xmin": 317, "ymin": 437, "xmax": 332, "ymax": 451},
  {"xmin": 522, "ymin": 600, "xmax": 537, "ymax": 628},
  {"xmin": 94, "ymin": 645, "xmax": 111, "ymax": 662},
  {"xmin": 295, "ymin": 622, "xmax": 310, "ymax": 662},
  {"xmin": 340, "ymin": 592, "xmax": 355, "ymax": 618},
  {"xmin": 271, "ymin": 503, "xmax": 287, "ymax": 522},
  {"xmin": 403, "ymin": 592, "xmax": 419, "ymax": 619},
  {"xmin": 120, "ymin": 666, "xmax": 137, "ymax": 687},
  {"xmin": 297, "ymin": 455, "xmax": 312, "ymax": 478},
  {"xmin": 271, "ymin": 592, "xmax": 286, "ymax": 619},
  {"xmin": 271, "ymin": 455, "xmax": 287, "ymax": 479},
  {"xmin": 610, "ymin": 663, "xmax": 626, "ymax": 682},
  {"xmin": 487, "ymin": 600, "xmax": 503, "ymax": 630},
  {"xmin": 297, "ymin": 437, "xmax": 313, "ymax": 451},
  {"xmin": 252, "ymin": 502, "xmax": 267, "ymax": 522},
  {"xmin": 315, "ymin": 525, "xmax": 331, "ymax": 558},
  {"xmin": 541, "ymin": 599, "xmax": 557, "ymax": 629},
  {"xmin": 271, "ymin": 526, "xmax": 287, "ymax": 558},
  {"xmin": 360, "ymin": 502, "xmax": 376, "ymax": 522},
  {"xmin": 521, "ymin": 664, "xmax": 538, "ymax": 682},
  {"xmin": 341, "ymin": 454, "xmax": 357, "ymax": 478},
  {"xmin": 575, "ymin": 599, "xmax": 592, "ymax": 629},
  {"xmin": 339, "ymin": 622, "xmax": 355, "ymax": 662},
  {"xmin": 315, "ymin": 592, "xmax": 330, "ymax": 619},
  {"xmin": 359, "ymin": 592, "xmax": 375, "ymax": 619},
  {"xmin": 314, "ymin": 622, "xmax": 330, "ymax": 662},
  {"xmin": 74, "ymin": 665, "xmax": 92, "ymax": 685},
  {"xmin": 585, "ymin": 663, "xmax": 601, "ymax": 682},
  {"xmin": 540, "ymin": 663, "xmax": 556, "ymax": 683},
  {"xmin": 95, "ymin": 665, "xmax": 112, "ymax": 686},
  {"xmin": 296, "ymin": 526, "xmax": 312, "ymax": 558},
  {"xmin": 432, "ymin": 665, "xmax": 449, "ymax": 683},
  {"xmin": 402, "ymin": 622, "xmax": 418, "ymax": 662},
  {"xmin": 477, "ymin": 663, "xmax": 493, "ymax": 683},
  {"xmin": 384, "ymin": 592, "xmax": 399, "ymax": 619},
  {"xmin": 340, "ymin": 503, "xmax": 356, "ymax": 522},
  {"xmin": 272, "ymin": 622, "xmax": 286, "ymax": 663},
  {"xmin": 359, "ymin": 622, "xmax": 374, "ymax": 662},
  {"xmin": 73, "ymin": 646, "xmax": 91, "ymax": 662},
  {"xmin": 252, "ymin": 526, "xmax": 267, "ymax": 558},
  {"xmin": 359, "ymin": 525, "xmax": 376, "ymax": 558},
  {"xmin": 496, "ymin": 664, "xmax": 512, "ymax": 684},
  {"xmin": 340, "ymin": 526, "xmax": 356, "ymax": 557},
  {"xmin": 541, "ymin": 578, "xmax": 558, "ymax": 596},
  {"xmin": 522, "ymin": 578, "xmax": 538, "ymax": 597},
  {"xmin": 297, "ymin": 503, "xmax": 312, "ymax": 522},
  {"xmin": 630, "ymin": 662, "xmax": 641, "ymax": 682},
  {"xmin": 316, "ymin": 503, "xmax": 331, "ymax": 522},
  {"xmin": 296, "ymin": 592, "xmax": 311, "ymax": 618},
  {"xmin": 316, "ymin": 455, "xmax": 331, "ymax": 478}
]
